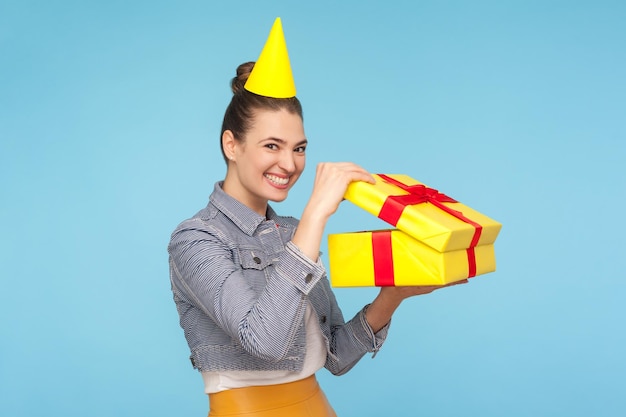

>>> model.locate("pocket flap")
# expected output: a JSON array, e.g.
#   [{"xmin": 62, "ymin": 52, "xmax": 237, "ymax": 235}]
[{"xmin": 238, "ymin": 248, "xmax": 274, "ymax": 270}]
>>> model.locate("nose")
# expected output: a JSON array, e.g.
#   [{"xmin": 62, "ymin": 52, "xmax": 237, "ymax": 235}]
[{"xmin": 278, "ymin": 149, "xmax": 296, "ymax": 173}]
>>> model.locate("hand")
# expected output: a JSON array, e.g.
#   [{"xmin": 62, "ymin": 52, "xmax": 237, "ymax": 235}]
[
  {"xmin": 292, "ymin": 162, "xmax": 374, "ymax": 262},
  {"xmin": 379, "ymin": 279, "xmax": 469, "ymax": 302},
  {"xmin": 366, "ymin": 280, "xmax": 469, "ymax": 332},
  {"xmin": 306, "ymin": 162, "xmax": 375, "ymax": 220}
]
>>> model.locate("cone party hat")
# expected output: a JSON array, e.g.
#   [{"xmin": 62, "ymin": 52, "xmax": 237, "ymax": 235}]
[{"xmin": 244, "ymin": 17, "xmax": 296, "ymax": 98}]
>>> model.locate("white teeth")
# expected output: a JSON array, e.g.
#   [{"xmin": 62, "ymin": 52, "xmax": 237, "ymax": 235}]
[{"xmin": 265, "ymin": 174, "xmax": 289, "ymax": 185}]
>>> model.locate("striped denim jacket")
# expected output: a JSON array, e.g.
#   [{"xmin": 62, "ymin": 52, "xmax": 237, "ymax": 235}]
[{"xmin": 168, "ymin": 182, "xmax": 389, "ymax": 374}]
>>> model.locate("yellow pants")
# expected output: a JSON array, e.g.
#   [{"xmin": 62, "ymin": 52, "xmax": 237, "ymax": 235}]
[{"xmin": 208, "ymin": 375, "xmax": 337, "ymax": 417}]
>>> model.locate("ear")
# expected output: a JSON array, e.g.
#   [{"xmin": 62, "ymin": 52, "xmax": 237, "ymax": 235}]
[{"xmin": 222, "ymin": 130, "xmax": 237, "ymax": 162}]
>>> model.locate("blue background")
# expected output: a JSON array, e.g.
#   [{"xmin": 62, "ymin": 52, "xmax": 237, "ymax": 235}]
[{"xmin": 2, "ymin": 1, "xmax": 625, "ymax": 416}]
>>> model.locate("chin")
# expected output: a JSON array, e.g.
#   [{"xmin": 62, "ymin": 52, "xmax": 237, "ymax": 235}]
[
  {"xmin": 268, "ymin": 193, "xmax": 289, "ymax": 203},
  {"xmin": 262, "ymin": 181, "xmax": 293, "ymax": 203}
]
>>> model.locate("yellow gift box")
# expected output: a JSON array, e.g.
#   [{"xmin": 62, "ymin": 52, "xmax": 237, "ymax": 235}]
[
  {"xmin": 328, "ymin": 229, "xmax": 496, "ymax": 287},
  {"xmin": 327, "ymin": 173, "xmax": 502, "ymax": 287},
  {"xmin": 344, "ymin": 174, "xmax": 502, "ymax": 252}
]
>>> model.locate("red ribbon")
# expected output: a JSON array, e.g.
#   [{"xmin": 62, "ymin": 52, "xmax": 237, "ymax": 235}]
[
  {"xmin": 372, "ymin": 231, "xmax": 395, "ymax": 286},
  {"xmin": 376, "ymin": 174, "xmax": 482, "ymax": 278}
]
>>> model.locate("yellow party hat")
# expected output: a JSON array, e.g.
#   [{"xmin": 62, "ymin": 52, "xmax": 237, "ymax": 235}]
[{"xmin": 244, "ymin": 17, "xmax": 296, "ymax": 98}]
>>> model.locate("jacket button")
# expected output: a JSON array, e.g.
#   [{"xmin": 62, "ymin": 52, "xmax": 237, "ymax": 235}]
[
  {"xmin": 304, "ymin": 273, "xmax": 313, "ymax": 283},
  {"xmin": 253, "ymin": 256, "xmax": 261, "ymax": 264},
  {"xmin": 321, "ymin": 315, "xmax": 327, "ymax": 323}
]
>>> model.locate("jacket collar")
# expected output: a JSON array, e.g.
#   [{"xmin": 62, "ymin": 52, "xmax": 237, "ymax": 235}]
[{"xmin": 209, "ymin": 182, "xmax": 280, "ymax": 236}]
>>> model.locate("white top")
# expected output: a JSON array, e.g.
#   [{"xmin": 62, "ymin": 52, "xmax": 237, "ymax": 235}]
[{"xmin": 202, "ymin": 304, "xmax": 327, "ymax": 394}]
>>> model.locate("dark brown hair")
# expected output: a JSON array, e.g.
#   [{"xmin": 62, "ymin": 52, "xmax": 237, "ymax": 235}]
[{"xmin": 220, "ymin": 62, "xmax": 303, "ymax": 162}]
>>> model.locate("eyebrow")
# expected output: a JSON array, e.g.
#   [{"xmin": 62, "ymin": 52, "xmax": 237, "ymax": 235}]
[{"xmin": 263, "ymin": 137, "xmax": 308, "ymax": 146}]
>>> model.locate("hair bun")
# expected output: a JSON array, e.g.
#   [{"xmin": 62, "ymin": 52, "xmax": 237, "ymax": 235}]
[{"xmin": 231, "ymin": 62, "xmax": 255, "ymax": 95}]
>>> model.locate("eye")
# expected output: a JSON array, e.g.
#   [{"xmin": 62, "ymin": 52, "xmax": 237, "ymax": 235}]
[
  {"xmin": 265, "ymin": 143, "xmax": 279, "ymax": 150},
  {"xmin": 294, "ymin": 145, "xmax": 306, "ymax": 153}
]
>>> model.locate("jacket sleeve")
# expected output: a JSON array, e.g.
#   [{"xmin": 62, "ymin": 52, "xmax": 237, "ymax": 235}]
[
  {"xmin": 168, "ymin": 220, "xmax": 326, "ymax": 363},
  {"xmin": 327, "ymin": 290, "xmax": 390, "ymax": 375}
]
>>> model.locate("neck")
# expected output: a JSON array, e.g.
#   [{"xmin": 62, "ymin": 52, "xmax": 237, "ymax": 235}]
[{"xmin": 222, "ymin": 176, "xmax": 268, "ymax": 217}]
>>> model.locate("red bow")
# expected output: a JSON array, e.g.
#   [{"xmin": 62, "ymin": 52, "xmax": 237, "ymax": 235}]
[
  {"xmin": 377, "ymin": 175, "xmax": 458, "ymax": 226},
  {"xmin": 374, "ymin": 174, "xmax": 482, "ymax": 279}
]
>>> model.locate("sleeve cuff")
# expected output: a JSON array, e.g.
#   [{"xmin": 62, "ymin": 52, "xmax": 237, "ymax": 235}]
[
  {"xmin": 355, "ymin": 304, "xmax": 390, "ymax": 357},
  {"xmin": 274, "ymin": 241, "xmax": 326, "ymax": 295}
]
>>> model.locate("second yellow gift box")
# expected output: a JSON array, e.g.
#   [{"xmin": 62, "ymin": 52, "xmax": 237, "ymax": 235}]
[
  {"xmin": 328, "ymin": 229, "xmax": 496, "ymax": 287},
  {"xmin": 344, "ymin": 174, "xmax": 502, "ymax": 252}
]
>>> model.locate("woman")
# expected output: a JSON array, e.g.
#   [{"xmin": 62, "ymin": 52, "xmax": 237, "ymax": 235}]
[{"xmin": 168, "ymin": 18, "xmax": 465, "ymax": 417}]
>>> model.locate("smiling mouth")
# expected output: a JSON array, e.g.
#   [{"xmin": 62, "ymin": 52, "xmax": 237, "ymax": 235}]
[{"xmin": 264, "ymin": 174, "xmax": 289, "ymax": 186}]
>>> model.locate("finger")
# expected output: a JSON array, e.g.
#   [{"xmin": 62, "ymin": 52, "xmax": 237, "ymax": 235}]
[
  {"xmin": 316, "ymin": 163, "xmax": 375, "ymax": 185},
  {"xmin": 338, "ymin": 163, "xmax": 375, "ymax": 183},
  {"xmin": 351, "ymin": 171, "xmax": 376, "ymax": 184},
  {"xmin": 444, "ymin": 279, "xmax": 469, "ymax": 287}
]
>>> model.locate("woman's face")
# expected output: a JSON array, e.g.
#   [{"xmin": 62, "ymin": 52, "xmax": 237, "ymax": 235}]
[{"xmin": 225, "ymin": 108, "xmax": 306, "ymax": 214}]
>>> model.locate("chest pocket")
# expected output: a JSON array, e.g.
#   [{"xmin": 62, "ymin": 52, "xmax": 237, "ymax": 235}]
[
  {"xmin": 237, "ymin": 248, "xmax": 277, "ymax": 271},
  {"xmin": 237, "ymin": 248, "xmax": 277, "ymax": 290}
]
